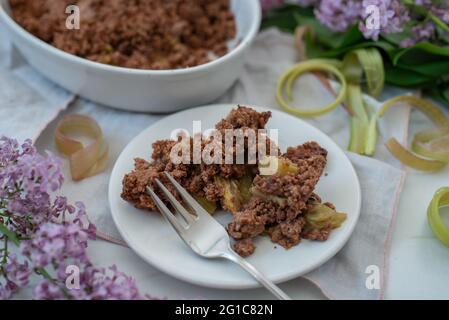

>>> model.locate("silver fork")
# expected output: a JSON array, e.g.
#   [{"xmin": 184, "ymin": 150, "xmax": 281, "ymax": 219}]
[{"xmin": 146, "ymin": 172, "xmax": 291, "ymax": 300}]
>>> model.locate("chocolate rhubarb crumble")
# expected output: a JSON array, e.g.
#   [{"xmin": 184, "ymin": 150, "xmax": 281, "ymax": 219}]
[
  {"xmin": 121, "ymin": 106, "xmax": 347, "ymax": 256},
  {"xmin": 10, "ymin": 0, "xmax": 236, "ymax": 70}
]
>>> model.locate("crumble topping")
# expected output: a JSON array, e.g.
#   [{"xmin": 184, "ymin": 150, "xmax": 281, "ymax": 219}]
[
  {"xmin": 10, "ymin": 0, "xmax": 236, "ymax": 70},
  {"xmin": 233, "ymin": 239, "xmax": 256, "ymax": 258}
]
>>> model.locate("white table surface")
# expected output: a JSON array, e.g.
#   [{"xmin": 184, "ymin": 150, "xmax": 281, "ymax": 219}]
[{"xmin": 27, "ymin": 113, "xmax": 449, "ymax": 300}]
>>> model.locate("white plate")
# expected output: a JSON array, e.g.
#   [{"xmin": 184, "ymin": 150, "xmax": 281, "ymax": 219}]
[{"xmin": 108, "ymin": 104, "xmax": 361, "ymax": 289}]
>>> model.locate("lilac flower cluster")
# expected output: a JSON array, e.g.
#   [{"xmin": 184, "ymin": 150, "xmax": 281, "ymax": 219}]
[
  {"xmin": 309, "ymin": 0, "xmax": 410, "ymax": 40},
  {"xmin": 359, "ymin": 0, "xmax": 410, "ymax": 40},
  {"xmin": 0, "ymin": 254, "xmax": 31, "ymax": 299},
  {"xmin": 26, "ymin": 222, "xmax": 140, "ymax": 300},
  {"xmin": 400, "ymin": 21, "xmax": 436, "ymax": 47},
  {"xmin": 315, "ymin": 0, "xmax": 363, "ymax": 32},
  {"xmin": 261, "ymin": 0, "xmax": 449, "ymax": 46},
  {"xmin": 399, "ymin": 0, "xmax": 449, "ymax": 47},
  {"xmin": 0, "ymin": 136, "xmax": 64, "ymax": 237},
  {"xmin": 33, "ymin": 265, "xmax": 141, "ymax": 300},
  {"xmin": 416, "ymin": 0, "xmax": 449, "ymax": 23},
  {"xmin": 0, "ymin": 136, "xmax": 142, "ymax": 300}
]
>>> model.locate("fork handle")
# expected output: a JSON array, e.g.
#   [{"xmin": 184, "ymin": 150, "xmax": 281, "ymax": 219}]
[{"xmin": 222, "ymin": 250, "xmax": 292, "ymax": 300}]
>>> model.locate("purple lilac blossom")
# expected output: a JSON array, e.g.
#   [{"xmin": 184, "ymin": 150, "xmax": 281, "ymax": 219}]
[
  {"xmin": 0, "ymin": 137, "xmax": 64, "ymax": 235},
  {"xmin": 34, "ymin": 265, "xmax": 142, "ymax": 300},
  {"xmin": 400, "ymin": 21, "xmax": 436, "ymax": 47},
  {"xmin": 22, "ymin": 222, "xmax": 141, "ymax": 299},
  {"xmin": 259, "ymin": 0, "xmax": 445, "ymax": 45},
  {"xmin": 359, "ymin": 0, "xmax": 410, "ymax": 40},
  {"xmin": 315, "ymin": 0, "xmax": 362, "ymax": 32},
  {"xmin": 399, "ymin": 1, "xmax": 449, "ymax": 47},
  {"xmin": 0, "ymin": 136, "xmax": 94, "ymax": 236},
  {"xmin": 33, "ymin": 279, "xmax": 66, "ymax": 300},
  {"xmin": 420, "ymin": 0, "xmax": 449, "ymax": 24},
  {"xmin": 20, "ymin": 222, "xmax": 91, "ymax": 269},
  {"xmin": 0, "ymin": 252, "xmax": 32, "ymax": 299},
  {"xmin": 1, "ymin": 136, "xmax": 142, "ymax": 300},
  {"xmin": 2, "ymin": 255, "xmax": 32, "ymax": 287},
  {"xmin": 0, "ymin": 280, "xmax": 18, "ymax": 299}
]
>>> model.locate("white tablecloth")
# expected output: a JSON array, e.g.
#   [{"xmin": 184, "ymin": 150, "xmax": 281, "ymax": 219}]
[{"xmin": 34, "ymin": 129, "xmax": 449, "ymax": 300}]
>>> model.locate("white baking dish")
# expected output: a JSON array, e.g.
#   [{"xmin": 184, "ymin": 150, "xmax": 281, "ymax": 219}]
[{"xmin": 0, "ymin": 0, "xmax": 261, "ymax": 113}]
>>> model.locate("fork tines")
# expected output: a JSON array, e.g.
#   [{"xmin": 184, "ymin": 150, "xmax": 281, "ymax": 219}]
[{"xmin": 145, "ymin": 172, "xmax": 208, "ymax": 230}]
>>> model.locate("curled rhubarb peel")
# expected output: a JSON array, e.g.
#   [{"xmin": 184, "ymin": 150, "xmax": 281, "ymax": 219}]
[
  {"xmin": 276, "ymin": 59, "xmax": 347, "ymax": 117},
  {"xmin": 379, "ymin": 96, "xmax": 449, "ymax": 171},
  {"xmin": 428, "ymin": 187, "xmax": 449, "ymax": 247},
  {"xmin": 385, "ymin": 138, "xmax": 446, "ymax": 171},
  {"xmin": 55, "ymin": 114, "xmax": 109, "ymax": 181},
  {"xmin": 277, "ymin": 48, "xmax": 383, "ymax": 156}
]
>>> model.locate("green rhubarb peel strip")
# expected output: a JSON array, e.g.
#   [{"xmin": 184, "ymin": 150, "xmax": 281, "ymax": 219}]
[
  {"xmin": 277, "ymin": 48, "xmax": 383, "ymax": 156},
  {"xmin": 379, "ymin": 95, "xmax": 449, "ymax": 171},
  {"xmin": 276, "ymin": 59, "xmax": 347, "ymax": 117},
  {"xmin": 428, "ymin": 187, "xmax": 449, "ymax": 247},
  {"xmin": 344, "ymin": 48, "xmax": 384, "ymax": 156}
]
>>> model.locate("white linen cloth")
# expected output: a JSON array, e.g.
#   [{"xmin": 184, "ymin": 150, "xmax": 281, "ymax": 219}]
[{"xmin": 0, "ymin": 27, "xmax": 410, "ymax": 300}]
